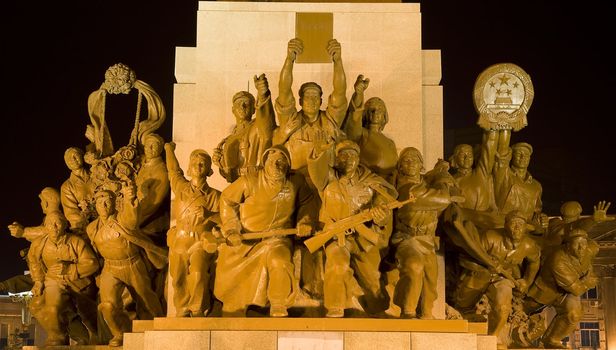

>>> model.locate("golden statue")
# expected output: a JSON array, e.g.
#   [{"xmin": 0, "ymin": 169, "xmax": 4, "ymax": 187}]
[
  {"xmin": 306, "ymin": 140, "xmax": 398, "ymax": 317},
  {"xmin": 391, "ymin": 148, "xmax": 460, "ymax": 319},
  {"xmin": 165, "ymin": 142, "xmax": 220, "ymax": 317},
  {"xmin": 523, "ymin": 229, "xmax": 599, "ymax": 349},
  {"xmin": 213, "ymin": 74, "xmax": 276, "ymax": 183},
  {"xmin": 27, "ymin": 211, "xmax": 99, "ymax": 346},
  {"xmin": 60, "ymin": 147, "xmax": 94, "ymax": 232},
  {"xmin": 215, "ymin": 145, "xmax": 315, "ymax": 317},
  {"xmin": 344, "ymin": 74, "xmax": 398, "ymax": 181},
  {"xmin": 135, "ymin": 134, "xmax": 170, "ymax": 238},
  {"xmin": 273, "ymin": 38, "xmax": 347, "ymax": 171},
  {"xmin": 86, "ymin": 187, "xmax": 167, "ymax": 346},
  {"xmin": 8, "ymin": 187, "xmax": 62, "ymax": 242},
  {"xmin": 494, "ymin": 132, "xmax": 544, "ymax": 226},
  {"xmin": 451, "ymin": 210, "xmax": 541, "ymax": 348}
]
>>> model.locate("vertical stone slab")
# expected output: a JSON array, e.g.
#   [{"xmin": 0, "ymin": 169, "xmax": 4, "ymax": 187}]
[
  {"xmin": 143, "ymin": 330, "xmax": 210, "ymax": 350},
  {"xmin": 410, "ymin": 332, "xmax": 476, "ymax": 350},
  {"xmin": 476, "ymin": 335, "xmax": 497, "ymax": 350},
  {"xmin": 279, "ymin": 331, "xmax": 343, "ymax": 350},
  {"xmin": 210, "ymin": 330, "xmax": 277, "ymax": 350},
  {"xmin": 123, "ymin": 332, "xmax": 145, "ymax": 350},
  {"xmin": 345, "ymin": 331, "xmax": 411, "ymax": 350}
]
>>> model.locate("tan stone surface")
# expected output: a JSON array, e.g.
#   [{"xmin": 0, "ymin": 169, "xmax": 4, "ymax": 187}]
[
  {"xmin": 468, "ymin": 322, "xmax": 489, "ymax": 335},
  {"xmin": 123, "ymin": 332, "xmax": 145, "ymax": 350},
  {"xmin": 422, "ymin": 50, "xmax": 442, "ymax": 86},
  {"xmin": 279, "ymin": 331, "xmax": 343, "ymax": 350},
  {"xmin": 345, "ymin": 331, "xmax": 410, "ymax": 350},
  {"xmin": 23, "ymin": 347, "xmax": 111, "ymax": 350},
  {"xmin": 476, "ymin": 335, "xmax": 497, "ymax": 350},
  {"xmin": 211, "ymin": 330, "xmax": 276, "ymax": 350},
  {"xmin": 410, "ymin": 332, "xmax": 477, "ymax": 350},
  {"xmin": 144, "ymin": 330, "xmax": 210, "ymax": 350},
  {"xmin": 132, "ymin": 320, "xmax": 154, "ymax": 332},
  {"xmin": 153, "ymin": 317, "xmax": 469, "ymax": 332}
]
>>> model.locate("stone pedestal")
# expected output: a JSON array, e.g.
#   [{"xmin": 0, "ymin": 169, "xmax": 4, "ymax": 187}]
[{"xmin": 120, "ymin": 318, "xmax": 492, "ymax": 350}]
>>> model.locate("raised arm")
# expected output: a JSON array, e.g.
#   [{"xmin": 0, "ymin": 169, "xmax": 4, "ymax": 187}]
[
  {"xmin": 344, "ymin": 75, "xmax": 369, "ymax": 142},
  {"xmin": 277, "ymin": 38, "xmax": 303, "ymax": 115},
  {"xmin": 327, "ymin": 39, "xmax": 348, "ymax": 126},
  {"xmin": 254, "ymin": 73, "xmax": 275, "ymax": 143}
]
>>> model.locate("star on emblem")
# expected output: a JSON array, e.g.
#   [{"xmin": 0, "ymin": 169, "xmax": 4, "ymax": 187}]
[{"xmin": 498, "ymin": 74, "xmax": 510, "ymax": 86}]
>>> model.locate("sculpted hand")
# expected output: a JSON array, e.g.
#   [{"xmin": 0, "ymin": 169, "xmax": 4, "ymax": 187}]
[
  {"xmin": 8, "ymin": 222, "xmax": 24, "ymax": 238},
  {"xmin": 354, "ymin": 74, "xmax": 370, "ymax": 94},
  {"xmin": 83, "ymin": 151, "xmax": 98, "ymax": 165},
  {"xmin": 583, "ymin": 275, "xmax": 600, "ymax": 289},
  {"xmin": 515, "ymin": 279, "xmax": 528, "ymax": 293},
  {"xmin": 32, "ymin": 282, "xmax": 44, "ymax": 297},
  {"xmin": 313, "ymin": 130, "xmax": 331, "ymax": 156},
  {"xmin": 225, "ymin": 230, "xmax": 242, "ymax": 247},
  {"xmin": 212, "ymin": 147, "xmax": 223, "ymax": 167},
  {"xmin": 370, "ymin": 205, "xmax": 389, "ymax": 226},
  {"xmin": 296, "ymin": 222, "xmax": 313, "ymax": 238},
  {"xmin": 287, "ymin": 38, "xmax": 304, "ymax": 61},
  {"xmin": 164, "ymin": 142, "xmax": 176, "ymax": 152},
  {"xmin": 254, "ymin": 73, "xmax": 269, "ymax": 99},
  {"xmin": 327, "ymin": 39, "xmax": 341, "ymax": 62},
  {"xmin": 593, "ymin": 200, "xmax": 613, "ymax": 222}
]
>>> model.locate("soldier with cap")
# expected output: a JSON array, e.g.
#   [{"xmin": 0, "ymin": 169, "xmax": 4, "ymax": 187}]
[
  {"xmin": 307, "ymin": 139, "xmax": 397, "ymax": 317},
  {"xmin": 524, "ymin": 228, "xmax": 599, "ymax": 349},
  {"xmin": 213, "ymin": 74, "xmax": 275, "ymax": 183},
  {"xmin": 452, "ymin": 210, "xmax": 541, "ymax": 348},
  {"xmin": 493, "ymin": 136, "xmax": 543, "ymax": 223}
]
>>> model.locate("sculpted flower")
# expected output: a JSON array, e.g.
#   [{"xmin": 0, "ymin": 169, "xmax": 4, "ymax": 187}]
[
  {"xmin": 118, "ymin": 145, "xmax": 137, "ymax": 161},
  {"xmin": 102, "ymin": 63, "xmax": 136, "ymax": 94}
]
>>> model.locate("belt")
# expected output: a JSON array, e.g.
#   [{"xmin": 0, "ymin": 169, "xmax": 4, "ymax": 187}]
[{"xmin": 105, "ymin": 254, "xmax": 140, "ymax": 267}]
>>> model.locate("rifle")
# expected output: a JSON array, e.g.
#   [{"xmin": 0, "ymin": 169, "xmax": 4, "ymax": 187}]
[
  {"xmin": 304, "ymin": 197, "xmax": 415, "ymax": 253},
  {"xmin": 203, "ymin": 227, "xmax": 300, "ymax": 253}
]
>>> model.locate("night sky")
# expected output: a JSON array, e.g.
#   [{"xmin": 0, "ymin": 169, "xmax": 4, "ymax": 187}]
[{"xmin": 1, "ymin": 1, "xmax": 614, "ymax": 280}]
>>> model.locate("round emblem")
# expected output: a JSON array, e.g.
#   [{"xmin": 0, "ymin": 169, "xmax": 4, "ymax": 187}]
[{"xmin": 473, "ymin": 63, "xmax": 534, "ymax": 131}]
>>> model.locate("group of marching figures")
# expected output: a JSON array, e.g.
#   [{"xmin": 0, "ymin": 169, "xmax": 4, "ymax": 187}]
[{"xmin": 7, "ymin": 39, "xmax": 612, "ymax": 348}]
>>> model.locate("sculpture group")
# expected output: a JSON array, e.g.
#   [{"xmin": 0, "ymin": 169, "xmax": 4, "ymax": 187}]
[{"xmin": 7, "ymin": 39, "xmax": 612, "ymax": 349}]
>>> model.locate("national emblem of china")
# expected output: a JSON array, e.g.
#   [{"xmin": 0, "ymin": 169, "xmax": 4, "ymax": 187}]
[{"xmin": 474, "ymin": 63, "xmax": 534, "ymax": 131}]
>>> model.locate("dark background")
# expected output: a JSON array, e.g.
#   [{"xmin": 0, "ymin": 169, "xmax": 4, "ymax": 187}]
[{"xmin": 1, "ymin": 1, "xmax": 614, "ymax": 280}]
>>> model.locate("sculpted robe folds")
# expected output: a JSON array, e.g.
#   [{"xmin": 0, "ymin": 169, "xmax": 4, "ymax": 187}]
[{"xmin": 215, "ymin": 171, "xmax": 314, "ymax": 312}]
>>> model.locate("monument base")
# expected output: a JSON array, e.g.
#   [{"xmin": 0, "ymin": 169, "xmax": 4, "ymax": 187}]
[{"xmin": 121, "ymin": 317, "xmax": 495, "ymax": 350}]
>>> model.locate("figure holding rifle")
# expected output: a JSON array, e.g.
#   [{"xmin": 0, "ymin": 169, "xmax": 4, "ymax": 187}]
[{"xmin": 306, "ymin": 138, "xmax": 399, "ymax": 317}]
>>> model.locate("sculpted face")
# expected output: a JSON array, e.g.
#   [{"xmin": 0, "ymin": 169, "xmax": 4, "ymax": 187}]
[
  {"xmin": 188, "ymin": 154, "xmax": 211, "ymax": 179},
  {"xmin": 144, "ymin": 138, "xmax": 163, "ymax": 159},
  {"xmin": 45, "ymin": 214, "xmax": 67, "ymax": 242},
  {"xmin": 232, "ymin": 96, "xmax": 255, "ymax": 121},
  {"xmin": 398, "ymin": 153, "xmax": 423, "ymax": 177},
  {"xmin": 366, "ymin": 103, "xmax": 386, "ymax": 129},
  {"xmin": 300, "ymin": 89, "xmax": 322, "ymax": 116},
  {"xmin": 568, "ymin": 236, "xmax": 588, "ymax": 259},
  {"xmin": 505, "ymin": 217, "xmax": 527, "ymax": 242},
  {"xmin": 512, "ymin": 148, "xmax": 531, "ymax": 169},
  {"xmin": 95, "ymin": 192, "xmax": 116, "ymax": 218},
  {"xmin": 454, "ymin": 145, "xmax": 474, "ymax": 170},
  {"xmin": 264, "ymin": 151, "xmax": 289, "ymax": 181},
  {"xmin": 65, "ymin": 149, "xmax": 84, "ymax": 171},
  {"xmin": 335, "ymin": 149, "xmax": 360, "ymax": 176}
]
